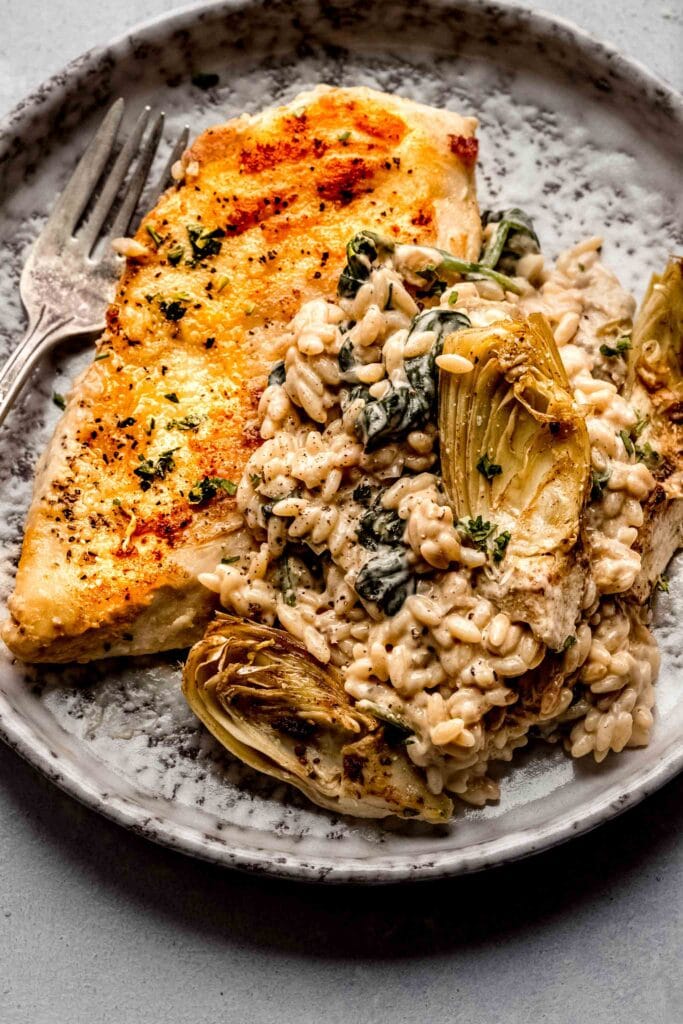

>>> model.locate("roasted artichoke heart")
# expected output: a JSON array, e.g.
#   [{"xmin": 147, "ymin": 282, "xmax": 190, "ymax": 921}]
[
  {"xmin": 439, "ymin": 314, "xmax": 591, "ymax": 648},
  {"xmin": 628, "ymin": 256, "xmax": 683, "ymax": 486},
  {"xmin": 182, "ymin": 615, "xmax": 453, "ymax": 823},
  {"xmin": 626, "ymin": 257, "xmax": 683, "ymax": 599}
]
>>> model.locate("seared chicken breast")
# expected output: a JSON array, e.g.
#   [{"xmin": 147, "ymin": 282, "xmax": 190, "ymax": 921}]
[{"xmin": 2, "ymin": 85, "xmax": 481, "ymax": 662}]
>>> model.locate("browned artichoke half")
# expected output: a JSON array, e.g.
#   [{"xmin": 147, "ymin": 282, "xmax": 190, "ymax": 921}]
[
  {"xmin": 439, "ymin": 314, "xmax": 591, "ymax": 648},
  {"xmin": 626, "ymin": 257, "xmax": 683, "ymax": 600},
  {"xmin": 182, "ymin": 614, "xmax": 453, "ymax": 823},
  {"xmin": 628, "ymin": 257, "xmax": 683, "ymax": 482}
]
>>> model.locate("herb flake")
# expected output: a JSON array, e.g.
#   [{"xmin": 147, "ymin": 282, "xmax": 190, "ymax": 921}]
[
  {"xmin": 133, "ymin": 448, "xmax": 179, "ymax": 491},
  {"xmin": 599, "ymin": 336, "xmax": 631, "ymax": 358},
  {"xmin": 492, "ymin": 530, "xmax": 511, "ymax": 564},
  {"xmin": 159, "ymin": 299, "xmax": 188, "ymax": 321},
  {"xmin": 167, "ymin": 243, "xmax": 184, "ymax": 266},
  {"xmin": 187, "ymin": 224, "xmax": 225, "ymax": 264},
  {"xmin": 146, "ymin": 225, "xmax": 164, "ymax": 249},
  {"xmin": 619, "ymin": 429, "xmax": 635, "ymax": 457},
  {"xmin": 166, "ymin": 414, "xmax": 204, "ymax": 432},
  {"xmin": 477, "ymin": 453, "xmax": 503, "ymax": 480},
  {"xmin": 590, "ymin": 468, "xmax": 611, "ymax": 502},
  {"xmin": 457, "ymin": 515, "xmax": 496, "ymax": 551},
  {"xmin": 188, "ymin": 475, "xmax": 237, "ymax": 504}
]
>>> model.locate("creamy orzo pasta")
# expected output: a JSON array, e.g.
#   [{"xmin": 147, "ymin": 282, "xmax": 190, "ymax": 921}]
[{"xmin": 198, "ymin": 219, "xmax": 666, "ymax": 808}]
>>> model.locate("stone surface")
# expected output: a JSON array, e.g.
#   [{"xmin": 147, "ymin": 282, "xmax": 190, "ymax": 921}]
[{"xmin": 0, "ymin": 2, "xmax": 681, "ymax": 1022}]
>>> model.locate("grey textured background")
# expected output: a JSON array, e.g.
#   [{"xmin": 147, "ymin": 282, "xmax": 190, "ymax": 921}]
[{"xmin": 0, "ymin": 2, "xmax": 681, "ymax": 1022}]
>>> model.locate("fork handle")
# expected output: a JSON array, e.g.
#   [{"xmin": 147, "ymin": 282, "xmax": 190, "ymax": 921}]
[{"xmin": 0, "ymin": 308, "xmax": 76, "ymax": 428}]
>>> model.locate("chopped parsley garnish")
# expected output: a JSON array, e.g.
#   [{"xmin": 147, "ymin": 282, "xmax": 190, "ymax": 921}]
[
  {"xmin": 492, "ymin": 530, "xmax": 511, "ymax": 564},
  {"xmin": 448, "ymin": 290, "xmax": 459, "ymax": 306},
  {"xmin": 619, "ymin": 429, "xmax": 635, "ymax": 457},
  {"xmin": 550, "ymin": 634, "xmax": 577, "ymax": 655},
  {"xmin": 457, "ymin": 515, "xmax": 496, "ymax": 551},
  {"xmin": 338, "ymin": 130, "xmax": 351, "ymax": 143},
  {"xmin": 167, "ymin": 243, "xmax": 184, "ymax": 266},
  {"xmin": 187, "ymin": 225, "xmax": 225, "ymax": 263},
  {"xmin": 159, "ymin": 299, "xmax": 188, "ymax": 321},
  {"xmin": 94, "ymin": 352, "xmax": 110, "ymax": 361},
  {"xmin": 164, "ymin": 392, "xmax": 180, "ymax": 404},
  {"xmin": 166, "ymin": 414, "xmax": 204, "ymax": 432},
  {"xmin": 632, "ymin": 412, "xmax": 649, "ymax": 437},
  {"xmin": 655, "ymin": 574, "xmax": 670, "ymax": 593},
  {"xmin": 599, "ymin": 336, "xmax": 631, "ymax": 358},
  {"xmin": 458, "ymin": 518, "xmax": 510, "ymax": 564},
  {"xmin": 619, "ymin": 418, "xmax": 660, "ymax": 467},
  {"xmin": 187, "ymin": 475, "xmax": 237, "ymax": 504},
  {"xmin": 146, "ymin": 225, "xmax": 164, "ymax": 248},
  {"xmin": 133, "ymin": 449, "xmax": 178, "ymax": 491},
  {"xmin": 249, "ymin": 473, "xmax": 262, "ymax": 487},
  {"xmin": 220, "ymin": 555, "xmax": 240, "ymax": 565},
  {"xmin": 279, "ymin": 552, "xmax": 298, "ymax": 606},
  {"xmin": 590, "ymin": 468, "xmax": 611, "ymax": 501},
  {"xmin": 52, "ymin": 392, "xmax": 66, "ymax": 410},
  {"xmin": 635, "ymin": 441, "xmax": 661, "ymax": 469},
  {"xmin": 191, "ymin": 71, "xmax": 220, "ymax": 90},
  {"xmin": 476, "ymin": 453, "xmax": 503, "ymax": 480}
]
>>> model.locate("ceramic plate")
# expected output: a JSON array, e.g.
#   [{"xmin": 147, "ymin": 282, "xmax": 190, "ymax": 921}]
[{"xmin": 1, "ymin": 0, "xmax": 682, "ymax": 883}]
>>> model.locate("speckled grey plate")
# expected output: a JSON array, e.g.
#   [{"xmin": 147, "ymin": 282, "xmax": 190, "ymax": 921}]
[{"xmin": 1, "ymin": 0, "xmax": 682, "ymax": 883}]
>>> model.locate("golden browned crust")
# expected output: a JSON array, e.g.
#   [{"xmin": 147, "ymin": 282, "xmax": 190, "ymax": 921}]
[{"xmin": 2, "ymin": 85, "xmax": 480, "ymax": 662}]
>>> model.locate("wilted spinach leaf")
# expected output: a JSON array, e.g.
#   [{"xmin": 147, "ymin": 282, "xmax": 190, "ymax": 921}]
[
  {"xmin": 337, "ymin": 231, "xmax": 395, "ymax": 299},
  {"xmin": 352, "ymin": 308, "xmax": 470, "ymax": 450},
  {"xmin": 480, "ymin": 208, "xmax": 540, "ymax": 274},
  {"xmin": 355, "ymin": 548, "xmax": 415, "ymax": 616},
  {"xmin": 268, "ymin": 360, "xmax": 286, "ymax": 386},
  {"xmin": 357, "ymin": 493, "xmax": 405, "ymax": 550}
]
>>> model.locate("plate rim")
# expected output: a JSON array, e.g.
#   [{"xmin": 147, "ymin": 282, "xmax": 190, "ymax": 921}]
[{"xmin": 0, "ymin": 0, "xmax": 682, "ymax": 883}]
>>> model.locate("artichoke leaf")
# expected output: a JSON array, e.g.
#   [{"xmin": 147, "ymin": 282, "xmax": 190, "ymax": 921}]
[
  {"xmin": 439, "ymin": 314, "xmax": 591, "ymax": 648},
  {"xmin": 183, "ymin": 614, "xmax": 453, "ymax": 823},
  {"xmin": 625, "ymin": 257, "xmax": 683, "ymax": 601}
]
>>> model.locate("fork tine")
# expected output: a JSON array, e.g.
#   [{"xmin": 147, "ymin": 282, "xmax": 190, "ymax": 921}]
[
  {"xmin": 152, "ymin": 125, "xmax": 190, "ymax": 199},
  {"xmin": 107, "ymin": 112, "xmax": 165, "ymax": 240},
  {"xmin": 78, "ymin": 105, "xmax": 152, "ymax": 255},
  {"xmin": 41, "ymin": 99, "xmax": 125, "ymax": 244}
]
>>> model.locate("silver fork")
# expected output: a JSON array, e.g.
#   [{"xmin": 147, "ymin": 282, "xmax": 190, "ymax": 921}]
[{"xmin": 0, "ymin": 98, "xmax": 189, "ymax": 427}]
